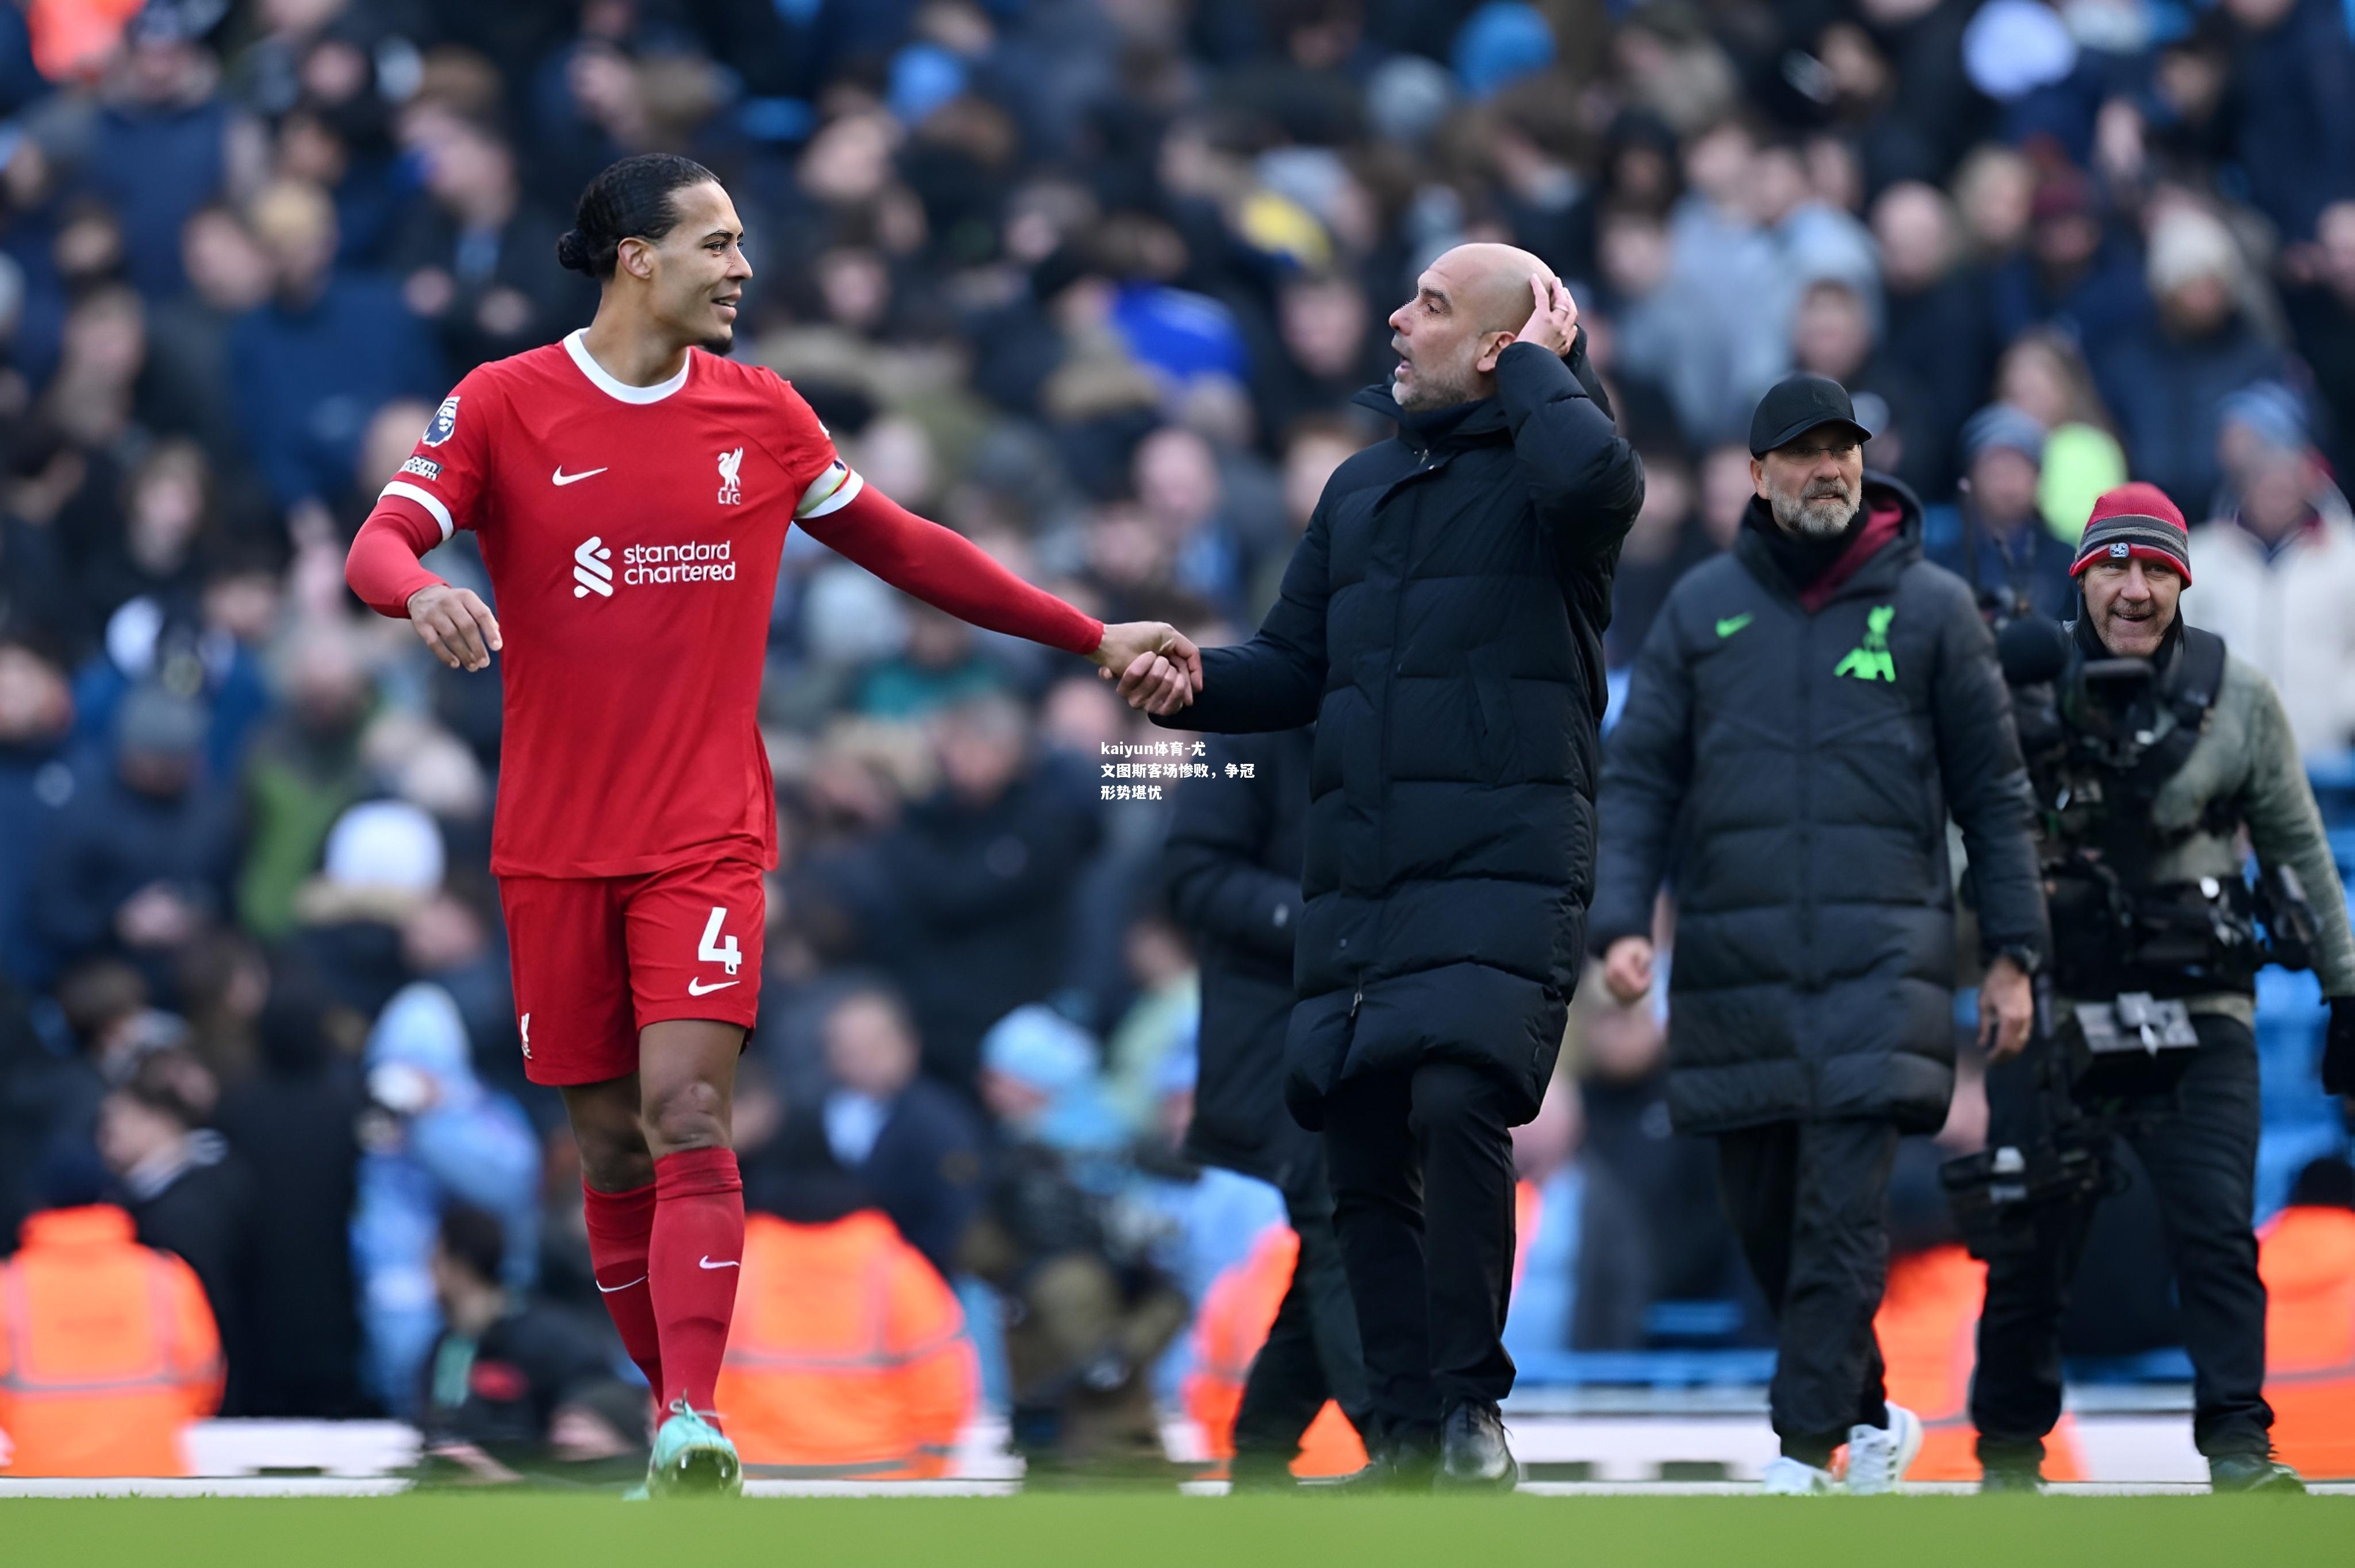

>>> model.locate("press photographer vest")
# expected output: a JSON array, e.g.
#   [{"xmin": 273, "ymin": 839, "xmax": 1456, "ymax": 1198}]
[{"xmin": 2039, "ymin": 625, "xmax": 2262, "ymax": 999}]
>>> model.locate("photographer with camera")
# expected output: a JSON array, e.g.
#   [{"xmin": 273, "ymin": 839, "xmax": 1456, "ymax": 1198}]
[{"xmin": 1963, "ymin": 483, "xmax": 2355, "ymax": 1494}]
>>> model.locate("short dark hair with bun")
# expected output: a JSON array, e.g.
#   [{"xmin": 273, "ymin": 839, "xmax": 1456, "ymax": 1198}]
[{"xmin": 555, "ymin": 153, "xmax": 721, "ymax": 279}]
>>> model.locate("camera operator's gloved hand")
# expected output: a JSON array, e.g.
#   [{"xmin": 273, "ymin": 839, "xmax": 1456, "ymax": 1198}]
[{"xmin": 2325, "ymin": 997, "xmax": 2355, "ymax": 1097}]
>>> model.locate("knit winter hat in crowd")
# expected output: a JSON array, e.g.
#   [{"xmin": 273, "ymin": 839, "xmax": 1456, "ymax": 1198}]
[
  {"xmin": 2069, "ymin": 482, "xmax": 2192, "ymax": 585},
  {"xmin": 1960, "ymin": 403, "xmax": 2046, "ymax": 467}
]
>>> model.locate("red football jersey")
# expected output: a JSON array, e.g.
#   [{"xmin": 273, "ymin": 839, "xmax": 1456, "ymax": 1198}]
[{"xmin": 376, "ymin": 331, "xmax": 852, "ymax": 878}]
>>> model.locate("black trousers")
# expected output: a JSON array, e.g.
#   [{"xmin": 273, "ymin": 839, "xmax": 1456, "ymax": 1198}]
[
  {"xmin": 1715, "ymin": 1117, "xmax": 1900, "ymax": 1463},
  {"xmin": 1230, "ymin": 1158, "xmax": 1374, "ymax": 1469},
  {"xmin": 1971, "ymin": 1012, "xmax": 2272, "ymax": 1466},
  {"xmin": 1322, "ymin": 1061, "xmax": 1519, "ymax": 1442}
]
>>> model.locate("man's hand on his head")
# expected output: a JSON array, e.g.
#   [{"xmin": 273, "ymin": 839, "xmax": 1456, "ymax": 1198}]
[{"xmin": 1514, "ymin": 273, "xmax": 1579, "ymax": 358}]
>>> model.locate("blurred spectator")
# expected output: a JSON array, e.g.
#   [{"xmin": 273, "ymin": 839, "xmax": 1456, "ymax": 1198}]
[
  {"xmin": 393, "ymin": 114, "xmax": 585, "ymax": 374},
  {"xmin": 76, "ymin": 438, "xmax": 220, "ymax": 631},
  {"xmin": 1694, "ymin": 441, "xmax": 1755, "ymax": 552},
  {"xmin": 1925, "ymin": 405, "xmax": 2078, "ymax": 622},
  {"xmin": 1251, "ymin": 417, "xmax": 1367, "ymax": 622},
  {"xmin": 96, "ymin": 1047, "xmax": 259, "ymax": 1409},
  {"xmin": 292, "ymin": 798, "xmax": 442, "ymax": 1019},
  {"xmin": 235, "ymin": 620, "xmax": 374, "ymax": 939},
  {"xmin": 173, "ymin": 928, "xmax": 269, "ymax": 1089},
  {"xmin": 2096, "ymin": 205, "xmax": 2290, "ymax": 514},
  {"xmin": 0, "ymin": 1150, "xmax": 221, "ymax": 1478},
  {"xmin": 352, "ymin": 977, "xmax": 539, "ymax": 1417},
  {"xmin": 821, "ymin": 693, "xmax": 1102, "ymax": 1092},
  {"xmin": 1253, "ymin": 271, "xmax": 1389, "ymax": 445},
  {"xmin": 415, "ymin": 1201, "xmax": 634, "ymax": 1486},
  {"xmin": 2186, "ymin": 412, "xmax": 2355, "ymax": 757},
  {"xmin": 1605, "ymin": 448, "xmax": 1710, "ymax": 666},
  {"xmin": 777, "ymin": 984, "xmax": 986, "ymax": 1281},
  {"xmin": 1990, "ymin": 328, "xmax": 2127, "ymax": 540},
  {"xmin": 719, "ymin": 1124, "xmax": 978, "ymax": 1480},
  {"xmin": 1789, "ymin": 277, "xmax": 1938, "ymax": 498},
  {"xmin": 1873, "ymin": 180, "xmax": 1993, "ymax": 465},
  {"xmin": 1988, "ymin": 168, "xmax": 2149, "ymax": 355},
  {"xmin": 2219, "ymin": 0, "xmax": 2355, "ymax": 246},
  {"xmin": 1502, "ymin": 1075, "xmax": 1651, "ymax": 1357},
  {"xmin": 0, "ymin": 975, "xmax": 64, "ymax": 1243},
  {"xmin": 69, "ymin": 14, "xmax": 259, "ymax": 304},
  {"xmin": 32, "ymin": 681, "xmax": 238, "ymax": 986},
  {"xmin": 961, "ymin": 1004, "xmax": 1187, "ymax": 1476},
  {"xmin": 1103, "ymin": 908, "xmax": 1198, "ymax": 1136},
  {"xmin": 0, "ymin": 636, "xmax": 77, "ymax": 985},
  {"xmin": 852, "ymin": 599, "xmax": 1004, "ymax": 721},
  {"xmin": 228, "ymin": 177, "xmax": 442, "ymax": 516},
  {"xmin": 214, "ymin": 966, "xmax": 368, "ymax": 1417},
  {"xmin": 1131, "ymin": 1046, "xmax": 1286, "ymax": 1323},
  {"xmin": 1604, "ymin": 203, "xmax": 1750, "ymax": 445},
  {"xmin": 1133, "ymin": 425, "xmax": 1251, "ymax": 620},
  {"xmin": 140, "ymin": 203, "xmax": 274, "ymax": 491},
  {"xmin": 1571, "ymin": 979, "xmax": 1754, "ymax": 1325},
  {"xmin": 2286, "ymin": 201, "xmax": 2355, "ymax": 479}
]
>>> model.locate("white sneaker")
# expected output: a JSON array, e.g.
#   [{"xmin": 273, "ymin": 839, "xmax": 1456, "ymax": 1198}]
[
  {"xmin": 1844, "ymin": 1404, "xmax": 1924, "ymax": 1496},
  {"xmin": 1761, "ymin": 1456, "xmax": 1840, "ymax": 1494}
]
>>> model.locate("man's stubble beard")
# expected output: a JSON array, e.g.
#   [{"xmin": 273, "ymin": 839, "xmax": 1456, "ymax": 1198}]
[
  {"xmin": 1394, "ymin": 356, "xmax": 1475, "ymax": 412},
  {"xmin": 1769, "ymin": 482, "xmax": 1861, "ymax": 539}
]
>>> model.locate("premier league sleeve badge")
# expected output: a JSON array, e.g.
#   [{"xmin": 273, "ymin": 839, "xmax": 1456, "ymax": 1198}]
[{"xmin": 424, "ymin": 394, "xmax": 461, "ymax": 446}]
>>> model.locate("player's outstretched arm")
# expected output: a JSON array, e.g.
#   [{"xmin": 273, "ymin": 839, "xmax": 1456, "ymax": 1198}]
[
  {"xmin": 796, "ymin": 482, "xmax": 1197, "ymax": 712},
  {"xmin": 346, "ymin": 508, "xmax": 503, "ymax": 671}
]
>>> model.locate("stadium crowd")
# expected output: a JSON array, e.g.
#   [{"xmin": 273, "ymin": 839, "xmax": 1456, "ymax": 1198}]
[{"xmin": 3, "ymin": 0, "xmax": 2355, "ymax": 1477}]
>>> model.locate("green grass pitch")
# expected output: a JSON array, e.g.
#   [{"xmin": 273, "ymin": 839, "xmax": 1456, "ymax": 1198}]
[{"xmin": 5, "ymin": 1493, "xmax": 2351, "ymax": 1568}]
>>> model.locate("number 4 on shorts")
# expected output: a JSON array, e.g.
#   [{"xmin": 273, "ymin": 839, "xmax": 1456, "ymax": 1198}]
[{"xmin": 697, "ymin": 906, "xmax": 742, "ymax": 975}]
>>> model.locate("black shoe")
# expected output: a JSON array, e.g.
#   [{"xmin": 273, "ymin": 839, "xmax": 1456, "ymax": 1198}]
[
  {"xmin": 1979, "ymin": 1464, "xmax": 2045, "ymax": 1494},
  {"xmin": 1340, "ymin": 1429, "xmax": 1440, "ymax": 1493},
  {"xmin": 1436, "ymin": 1401, "xmax": 1519, "ymax": 1492},
  {"xmin": 2210, "ymin": 1454, "xmax": 2307, "ymax": 1494}
]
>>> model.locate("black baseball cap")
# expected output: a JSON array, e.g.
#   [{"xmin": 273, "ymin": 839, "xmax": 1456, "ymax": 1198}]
[{"xmin": 1748, "ymin": 374, "xmax": 1873, "ymax": 458}]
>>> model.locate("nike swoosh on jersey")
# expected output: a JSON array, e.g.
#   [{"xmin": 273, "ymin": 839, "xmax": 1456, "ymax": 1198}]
[
  {"xmin": 698, "ymin": 1256, "xmax": 739, "ymax": 1270},
  {"xmin": 1716, "ymin": 613, "xmax": 1755, "ymax": 639},
  {"xmin": 686, "ymin": 978, "xmax": 740, "ymax": 997},
  {"xmin": 596, "ymin": 1274, "xmax": 648, "ymax": 1294},
  {"xmin": 551, "ymin": 466, "xmax": 609, "ymax": 486}
]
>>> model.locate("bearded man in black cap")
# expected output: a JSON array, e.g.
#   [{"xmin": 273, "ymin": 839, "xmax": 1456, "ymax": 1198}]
[{"xmin": 1589, "ymin": 373, "xmax": 2048, "ymax": 1494}]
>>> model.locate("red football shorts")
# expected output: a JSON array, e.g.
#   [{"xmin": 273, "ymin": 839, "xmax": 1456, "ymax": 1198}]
[{"xmin": 498, "ymin": 856, "xmax": 767, "ymax": 1086}]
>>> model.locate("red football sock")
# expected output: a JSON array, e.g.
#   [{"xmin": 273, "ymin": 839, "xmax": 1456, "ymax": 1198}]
[
  {"xmin": 582, "ymin": 1180, "xmax": 662, "ymax": 1405},
  {"xmin": 648, "ymin": 1147, "xmax": 745, "ymax": 1417}
]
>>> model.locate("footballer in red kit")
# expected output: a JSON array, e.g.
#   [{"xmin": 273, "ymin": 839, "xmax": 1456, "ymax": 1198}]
[{"xmin": 346, "ymin": 153, "xmax": 1202, "ymax": 1495}]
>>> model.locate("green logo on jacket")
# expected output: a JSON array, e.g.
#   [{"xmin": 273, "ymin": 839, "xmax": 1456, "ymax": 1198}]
[
  {"xmin": 1834, "ymin": 605, "xmax": 1897, "ymax": 682},
  {"xmin": 1714, "ymin": 612, "xmax": 1754, "ymax": 639}
]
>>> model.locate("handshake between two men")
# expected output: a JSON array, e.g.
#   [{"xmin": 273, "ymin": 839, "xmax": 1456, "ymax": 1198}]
[{"xmin": 1094, "ymin": 622, "xmax": 1203, "ymax": 717}]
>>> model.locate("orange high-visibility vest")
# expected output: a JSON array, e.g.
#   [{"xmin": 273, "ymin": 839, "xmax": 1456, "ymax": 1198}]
[
  {"xmin": 716, "ymin": 1210, "xmax": 976, "ymax": 1479},
  {"xmin": 25, "ymin": 0, "xmax": 145, "ymax": 82},
  {"xmin": 1873, "ymin": 1243, "xmax": 2084, "ymax": 1481},
  {"xmin": 1182, "ymin": 1223, "xmax": 1368, "ymax": 1479},
  {"xmin": 0, "ymin": 1206, "xmax": 223, "ymax": 1477},
  {"xmin": 2258, "ymin": 1205, "xmax": 2355, "ymax": 1480}
]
